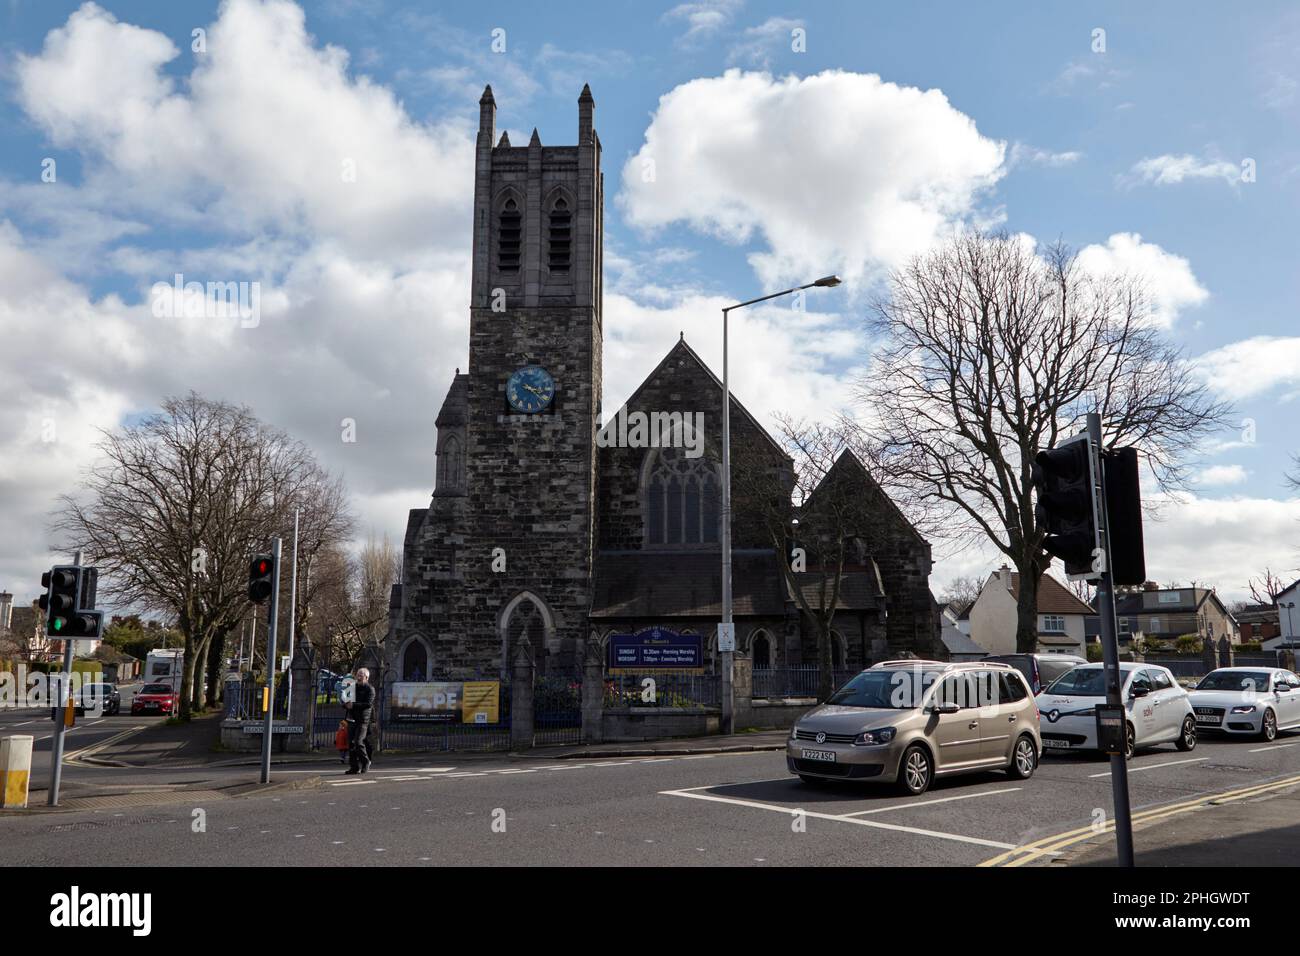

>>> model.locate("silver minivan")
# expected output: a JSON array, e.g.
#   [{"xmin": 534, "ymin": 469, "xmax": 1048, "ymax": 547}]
[{"xmin": 787, "ymin": 661, "xmax": 1042, "ymax": 795}]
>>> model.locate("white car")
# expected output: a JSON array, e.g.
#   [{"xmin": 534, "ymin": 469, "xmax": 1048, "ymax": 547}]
[
  {"xmin": 1036, "ymin": 662, "xmax": 1197, "ymax": 759},
  {"xmin": 1187, "ymin": 667, "xmax": 1300, "ymax": 741}
]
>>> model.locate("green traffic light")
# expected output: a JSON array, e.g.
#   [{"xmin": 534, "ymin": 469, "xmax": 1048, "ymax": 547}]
[{"xmin": 52, "ymin": 617, "xmax": 65, "ymax": 631}]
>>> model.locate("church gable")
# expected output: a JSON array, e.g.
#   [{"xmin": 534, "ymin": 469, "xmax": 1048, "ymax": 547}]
[{"xmin": 596, "ymin": 335, "xmax": 790, "ymax": 552}]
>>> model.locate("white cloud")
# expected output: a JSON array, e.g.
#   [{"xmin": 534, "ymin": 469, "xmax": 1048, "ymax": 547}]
[
  {"xmin": 1197, "ymin": 465, "xmax": 1249, "ymax": 487},
  {"xmin": 1007, "ymin": 143, "xmax": 1082, "ymax": 168},
  {"xmin": 619, "ymin": 69, "xmax": 1006, "ymax": 290},
  {"xmin": 16, "ymin": 0, "xmax": 475, "ymax": 262},
  {"xmin": 1129, "ymin": 154, "xmax": 1240, "ymax": 187},
  {"xmin": 663, "ymin": 0, "xmax": 744, "ymax": 45},
  {"xmin": 1195, "ymin": 336, "xmax": 1300, "ymax": 402},
  {"xmin": 603, "ymin": 289, "xmax": 859, "ymax": 425},
  {"xmin": 727, "ymin": 17, "xmax": 804, "ymax": 68},
  {"xmin": 1075, "ymin": 232, "xmax": 1209, "ymax": 328}
]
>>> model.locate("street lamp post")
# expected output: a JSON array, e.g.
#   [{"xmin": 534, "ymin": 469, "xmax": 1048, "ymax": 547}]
[
  {"xmin": 719, "ymin": 275, "xmax": 841, "ymax": 734},
  {"xmin": 1283, "ymin": 602, "xmax": 1297, "ymax": 648}
]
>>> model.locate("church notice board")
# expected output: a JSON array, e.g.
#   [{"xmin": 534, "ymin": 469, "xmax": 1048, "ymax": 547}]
[
  {"xmin": 607, "ymin": 627, "xmax": 703, "ymax": 674},
  {"xmin": 390, "ymin": 681, "xmax": 499, "ymax": 723}
]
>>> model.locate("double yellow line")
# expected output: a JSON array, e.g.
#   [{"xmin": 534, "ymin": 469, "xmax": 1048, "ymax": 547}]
[{"xmin": 980, "ymin": 772, "xmax": 1300, "ymax": 867}]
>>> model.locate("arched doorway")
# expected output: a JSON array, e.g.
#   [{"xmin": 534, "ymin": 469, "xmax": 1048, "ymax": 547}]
[
  {"xmin": 400, "ymin": 636, "xmax": 431, "ymax": 682},
  {"xmin": 751, "ymin": 629, "xmax": 773, "ymax": 669}
]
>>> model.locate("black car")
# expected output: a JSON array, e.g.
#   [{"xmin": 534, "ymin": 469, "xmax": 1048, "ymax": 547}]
[
  {"xmin": 984, "ymin": 653, "xmax": 1087, "ymax": 695},
  {"xmin": 49, "ymin": 682, "xmax": 121, "ymax": 718}
]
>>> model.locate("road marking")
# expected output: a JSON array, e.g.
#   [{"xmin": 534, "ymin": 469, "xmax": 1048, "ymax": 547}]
[
  {"xmin": 1248, "ymin": 742, "xmax": 1298, "ymax": 753},
  {"xmin": 659, "ymin": 787, "xmax": 1019, "ymax": 851},
  {"xmin": 329, "ymin": 779, "xmax": 374, "ymax": 786},
  {"xmin": 840, "ymin": 787, "xmax": 1022, "ymax": 817},
  {"xmin": 1088, "ymin": 757, "xmax": 1207, "ymax": 778},
  {"xmin": 980, "ymin": 771, "xmax": 1300, "ymax": 867}
]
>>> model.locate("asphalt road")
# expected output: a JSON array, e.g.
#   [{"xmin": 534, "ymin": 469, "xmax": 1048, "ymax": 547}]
[{"xmin": 1, "ymin": 728, "xmax": 1297, "ymax": 866}]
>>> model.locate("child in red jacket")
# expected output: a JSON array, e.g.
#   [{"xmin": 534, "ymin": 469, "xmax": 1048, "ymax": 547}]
[{"xmin": 334, "ymin": 719, "xmax": 349, "ymax": 763}]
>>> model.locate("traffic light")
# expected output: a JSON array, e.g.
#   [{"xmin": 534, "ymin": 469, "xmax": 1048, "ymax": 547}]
[
  {"xmin": 1102, "ymin": 446, "xmax": 1146, "ymax": 586},
  {"xmin": 248, "ymin": 553, "xmax": 275, "ymax": 603},
  {"xmin": 38, "ymin": 565, "xmax": 103, "ymax": 639},
  {"xmin": 1032, "ymin": 437, "xmax": 1098, "ymax": 577}
]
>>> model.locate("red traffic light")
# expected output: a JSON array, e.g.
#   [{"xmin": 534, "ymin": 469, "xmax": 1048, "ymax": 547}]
[{"xmin": 248, "ymin": 553, "xmax": 275, "ymax": 604}]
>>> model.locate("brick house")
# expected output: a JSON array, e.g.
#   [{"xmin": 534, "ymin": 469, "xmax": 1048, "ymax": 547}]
[{"xmin": 1114, "ymin": 582, "xmax": 1238, "ymax": 648}]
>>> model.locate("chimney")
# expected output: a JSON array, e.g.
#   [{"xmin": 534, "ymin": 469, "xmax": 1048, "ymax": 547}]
[
  {"xmin": 998, "ymin": 564, "xmax": 1013, "ymax": 589},
  {"xmin": 1142, "ymin": 581, "xmax": 1158, "ymax": 592},
  {"xmin": 0, "ymin": 591, "xmax": 11, "ymax": 630}
]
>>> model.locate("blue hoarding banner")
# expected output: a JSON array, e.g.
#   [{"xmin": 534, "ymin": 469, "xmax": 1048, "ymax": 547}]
[{"xmin": 608, "ymin": 628, "xmax": 702, "ymax": 670}]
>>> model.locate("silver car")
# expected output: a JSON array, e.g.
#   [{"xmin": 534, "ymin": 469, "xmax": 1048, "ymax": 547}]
[{"xmin": 787, "ymin": 660, "xmax": 1042, "ymax": 795}]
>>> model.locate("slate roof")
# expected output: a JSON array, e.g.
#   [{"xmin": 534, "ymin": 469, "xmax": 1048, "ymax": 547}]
[
  {"xmin": 590, "ymin": 549, "xmax": 786, "ymax": 619},
  {"xmin": 1006, "ymin": 572, "xmax": 1096, "ymax": 616}
]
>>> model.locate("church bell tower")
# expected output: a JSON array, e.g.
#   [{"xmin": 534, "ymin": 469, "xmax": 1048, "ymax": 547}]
[{"xmin": 460, "ymin": 84, "xmax": 604, "ymax": 674}]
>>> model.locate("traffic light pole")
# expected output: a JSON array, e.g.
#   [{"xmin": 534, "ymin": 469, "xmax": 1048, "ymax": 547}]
[
  {"xmin": 47, "ymin": 549, "xmax": 82, "ymax": 807},
  {"xmin": 260, "ymin": 537, "xmax": 282, "ymax": 785},
  {"xmin": 1088, "ymin": 413, "xmax": 1135, "ymax": 867}
]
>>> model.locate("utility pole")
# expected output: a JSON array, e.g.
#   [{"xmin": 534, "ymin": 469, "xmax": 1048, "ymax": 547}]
[
  {"xmin": 1088, "ymin": 412, "xmax": 1135, "ymax": 867},
  {"xmin": 286, "ymin": 508, "xmax": 299, "ymax": 718},
  {"xmin": 260, "ymin": 538, "xmax": 282, "ymax": 784}
]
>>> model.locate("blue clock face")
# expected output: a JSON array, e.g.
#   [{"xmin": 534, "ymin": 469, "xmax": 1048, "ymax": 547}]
[{"xmin": 506, "ymin": 365, "xmax": 555, "ymax": 414}]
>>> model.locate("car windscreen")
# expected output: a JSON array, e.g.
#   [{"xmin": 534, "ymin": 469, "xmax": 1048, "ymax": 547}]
[
  {"xmin": 1042, "ymin": 667, "xmax": 1108, "ymax": 696},
  {"xmin": 1195, "ymin": 671, "xmax": 1273, "ymax": 693},
  {"xmin": 141, "ymin": 684, "xmax": 174, "ymax": 694},
  {"xmin": 827, "ymin": 669, "xmax": 941, "ymax": 709}
]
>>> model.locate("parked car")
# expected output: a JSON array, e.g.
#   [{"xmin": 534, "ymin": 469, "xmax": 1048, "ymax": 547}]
[
  {"xmin": 131, "ymin": 682, "xmax": 181, "ymax": 717},
  {"xmin": 1036, "ymin": 662, "xmax": 1196, "ymax": 758},
  {"xmin": 985, "ymin": 653, "xmax": 1087, "ymax": 694},
  {"xmin": 1188, "ymin": 667, "xmax": 1300, "ymax": 741},
  {"xmin": 788, "ymin": 660, "xmax": 1041, "ymax": 796},
  {"xmin": 49, "ymin": 682, "xmax": 121, "ymax": 718}
]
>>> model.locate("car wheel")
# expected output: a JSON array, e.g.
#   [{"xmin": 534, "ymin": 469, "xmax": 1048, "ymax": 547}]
[
  {"xmin": 1008, "ymin": 735, "xmax": 1037, "ymax": 780},
  {"xmin": 1175, "ymin": 715, "xmax": 1197, "ymax": 752},
  {"xmin": 897, "ymin": 744, "xmax": 933, "ymax": 796},
  {"xmin": 1124, "ymin": 723, "xmax": 1136, "ymax": 760},
  {"xmin": 1260, "ymin": 708, "xmax": 1277, "ymax": 742}
]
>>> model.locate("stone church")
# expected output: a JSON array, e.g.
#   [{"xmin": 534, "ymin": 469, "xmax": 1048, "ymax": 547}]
[{"xmin": 385, "ymin": 85, "xmax": 940, "ymax": 681}]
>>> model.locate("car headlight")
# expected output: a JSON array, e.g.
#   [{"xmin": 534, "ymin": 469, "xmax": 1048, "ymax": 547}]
[
  {"xmin": 790, "ymin": 725, "xmax": 799, "ymax": 740},
  {"xmin": 853, "ymin": 727, "xmax": 896, "ymax": 746},
  {"xmin": 1230, "ymin": 705, "xmax": 1257, "ymax": 714}
]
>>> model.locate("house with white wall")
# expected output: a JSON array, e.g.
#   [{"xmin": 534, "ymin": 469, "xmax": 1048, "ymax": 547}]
[
  {"xmin": 1265, "ymin": 578, "xmax": 1300, "ymax": 651},
  {"xmin": 968, "ymin": 566, "xmax": 1095, "ymax": 656}
]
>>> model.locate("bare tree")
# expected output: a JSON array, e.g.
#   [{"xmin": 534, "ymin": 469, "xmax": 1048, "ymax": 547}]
[
  {"xmin": 857, "ymin": 233, "xmax": 1232, "ymax": 653},
  {"xmin": 52, "ymin": 393, "xmax": 351, "ymax": 719},
  {"xmin": 733, "ymin": 416, "xmax": 900, "ymax": 701},
  {"xmin": 1247, "ymin": 568, "xmax": 1287, "ymax": 606},
  {"xmin": 312, "ymin": 534, "xmax": 398, "ymax": 672},
  {"xmin": 939, "ymin": 575, "xmax": 983, "ymax": 611}
]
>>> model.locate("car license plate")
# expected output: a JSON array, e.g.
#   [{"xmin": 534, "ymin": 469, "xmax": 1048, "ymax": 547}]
[
  {"xmin": 800, "ymin": 749, "xmax": 836, "ymax": 762},
  {"xmin": 1195, "ymin": 715, "xmax": 1222, "ymax": 725},
  {"xmin": 1042, "ymin": 738, "xmax": 1071, "ymax": 749}
]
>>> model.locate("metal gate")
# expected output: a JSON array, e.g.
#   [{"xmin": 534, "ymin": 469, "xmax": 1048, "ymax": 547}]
[
  {"xmin": 533, "ymin": 672, "xmax": 582, "ymax": 746},
  {"xmin": 374, "ymin": 671, "xmax": 512, "ymax": 753}
]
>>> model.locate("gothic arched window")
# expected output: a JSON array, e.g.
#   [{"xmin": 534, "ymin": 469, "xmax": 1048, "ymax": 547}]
[
  {"xmin": 548, "ymin": 197, "xmax": 571, "ymax": 272},
  {"xmin": 498, "ymin": 198, "xmax": 521, "ymax": 273},
  {"xmin": 436, "ymin": 434, "xmax": 463, "ymax": 492},
  {"xmin": 644, "ymin": 447, "xmax": 720, "ymax": 547}
]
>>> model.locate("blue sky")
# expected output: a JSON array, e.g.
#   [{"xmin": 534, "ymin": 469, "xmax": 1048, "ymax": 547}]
[{"xmin": 1, "ymin": 0, "xmax": 1298, "ymax": 601}]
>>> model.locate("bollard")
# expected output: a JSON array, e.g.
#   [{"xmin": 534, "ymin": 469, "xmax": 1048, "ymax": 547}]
[{"xmin": 1, "ymin": 735, "xmax": 34, "ymax": 809}]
